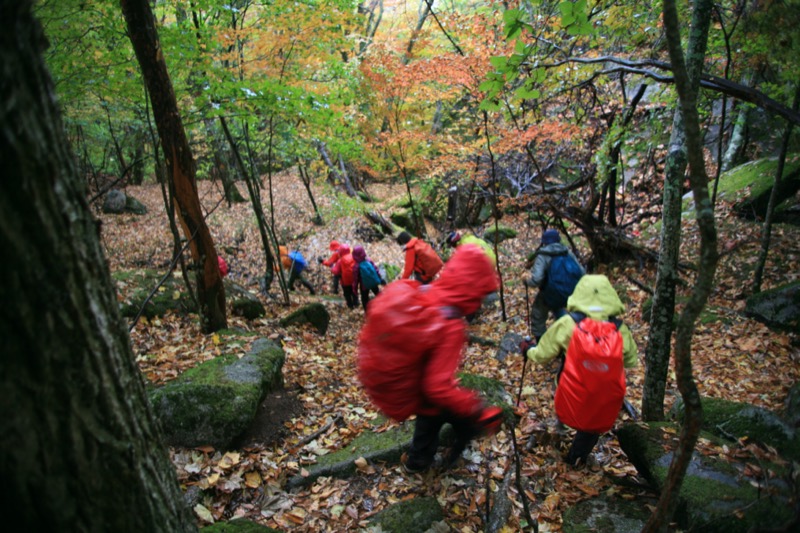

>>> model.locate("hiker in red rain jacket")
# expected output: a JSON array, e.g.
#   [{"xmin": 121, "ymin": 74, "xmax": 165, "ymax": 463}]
[
  {"xmin": 396, "ymin": 231, "xmax": 443, "ymax": 284},
  {"xmin": 334, "ymin": 244, "xmax": 358, "ymax": 309},
  {"xmin": 318, "ymin": 240, "xmax": 341, "ymax": 294},
  {"xmin": 358, "ymin": 244, "xmax": 503, "ymax": 472}
]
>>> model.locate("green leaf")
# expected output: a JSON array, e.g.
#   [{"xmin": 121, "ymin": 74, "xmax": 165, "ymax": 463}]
[
  {"xmin": 479, "ymin": 97, "xmax": 502, "ymax": 112},
  {"xmin": 489, "ymin": 55, "xmax": 508, "ymax": 69},
  {"xmin": 514, "ymin": 85, "xmax": 540, "ymax": 100}
]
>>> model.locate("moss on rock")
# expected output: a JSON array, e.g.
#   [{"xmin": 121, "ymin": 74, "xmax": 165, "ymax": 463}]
[
  {"xmin": 563, "ymin": 495, "xmax": 649, "ymax": 533},
  {"xmin": 367, "ymin": 496, "xmax": 445, "ymax": 533},
  {"xmin": 483, "ymin": 225, "xmax": 517, "ymax": 244},
  {"xmin": 701, "ymin": 396, "xmax": 798, "ymax": 460},
  {"xmin": 745, "ymin": 280, "xmax": 800, "ymax": 333},
  {"xmin": 147, "ymin": 339, "xmax": 285, "ymax": 449},
  {"xmin": 115, "ymin": 269, "xmax": 196, "ymax": 319}
]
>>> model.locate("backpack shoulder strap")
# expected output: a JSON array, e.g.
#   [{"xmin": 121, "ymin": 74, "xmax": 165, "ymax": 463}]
[
  {"xmin": 568, "ymin": 311, "xmax": 586, "ymax": 324},
  {"xmin": 609, "ymin": 316, "xmax": 622, "ymax": 330}
]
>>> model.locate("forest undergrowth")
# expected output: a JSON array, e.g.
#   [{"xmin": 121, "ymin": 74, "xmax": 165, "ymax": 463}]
[{"xmin": 99, "ymin": 171, "xmax": 800, "ymax": 531}]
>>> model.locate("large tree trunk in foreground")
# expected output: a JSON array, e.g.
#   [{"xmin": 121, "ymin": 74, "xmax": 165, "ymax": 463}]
[
  {"xmin": 0, "ymin": 3, "xmax": 195, "ymax": 530},
  {"xmin": 121, "ymin": 0, "xmax": 226, "ymax": 333}
]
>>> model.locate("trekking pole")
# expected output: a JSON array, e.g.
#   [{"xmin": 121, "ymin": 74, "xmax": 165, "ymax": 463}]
[
  {"xmin": 516, "ymin": 336, "xmax": 531, "ymax": 407},
  {"xmin": 524, "ymin": 283, "xmax": 532, "ymax": 337}
]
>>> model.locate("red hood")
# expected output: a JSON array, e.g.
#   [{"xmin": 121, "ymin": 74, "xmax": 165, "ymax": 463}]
[{"xmin": 421, "ymin": 244, "xmax": 498, "ymax": 316}]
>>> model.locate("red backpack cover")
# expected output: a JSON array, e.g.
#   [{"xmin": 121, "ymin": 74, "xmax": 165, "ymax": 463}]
[{"xmin": 554, "ymin": 314, "xmax": 625, "ymax": 434}]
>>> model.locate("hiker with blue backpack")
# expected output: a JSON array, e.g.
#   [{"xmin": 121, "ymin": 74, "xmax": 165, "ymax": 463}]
[
  {"xmin": 519, "ymin": 274, "xmax": 639, "ymax": 466},
  {"xmin": 279, "ymin": 245, "xmax": 316, "ymax": 295},
  {"xmin": 524, "ymin": 229, "xmax": 585, "ymax": 342},
  {"xmin": 351, "ymin": 245, "xmax": 384, "ymax": 312}
]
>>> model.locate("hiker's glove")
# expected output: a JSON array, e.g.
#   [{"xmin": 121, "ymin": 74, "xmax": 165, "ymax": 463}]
[
  {"xmin": 317, "ymin": 256, "xmax": 324, "ymax": 264},
  {"xmin": 475, "ymin": 406, "xmax": 503, "ymax": 436},
  {"xmin": 519, "ymin": 338, "xmax": 536, "ymax": 359}
]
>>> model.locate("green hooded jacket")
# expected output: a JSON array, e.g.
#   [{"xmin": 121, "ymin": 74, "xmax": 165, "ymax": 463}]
[{"xmin": 524, "ymin": 274, "xmax": 638, "ymax": 368}]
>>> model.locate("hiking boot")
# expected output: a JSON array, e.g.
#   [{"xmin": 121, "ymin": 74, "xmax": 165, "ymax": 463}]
[{"xmin": 402, "ymin": 456, "xmax": 432, "ymax": 474}]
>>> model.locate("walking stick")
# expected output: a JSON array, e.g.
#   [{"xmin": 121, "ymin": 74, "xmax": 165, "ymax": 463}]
[{"xmin": 516, "ymin": 285, "xmax": 533, "ymax": 407}]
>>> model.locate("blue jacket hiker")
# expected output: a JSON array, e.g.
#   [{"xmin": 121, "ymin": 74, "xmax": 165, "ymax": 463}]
[
  {"xmin": 524, "ymin": 229, "xmax": 584, "ymax": 340},
  {"xmin": 352, "ymin": 245, "xmax": 383, "ymax": 312}
]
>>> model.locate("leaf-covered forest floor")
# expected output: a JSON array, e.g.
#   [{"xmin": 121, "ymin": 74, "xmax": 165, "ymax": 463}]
[{"xmin": 99, "ymin": 171, "xmax": 800, "ymax": 531}]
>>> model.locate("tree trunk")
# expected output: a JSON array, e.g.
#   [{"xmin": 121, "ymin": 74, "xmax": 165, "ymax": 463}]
[
  {"xmin": 121, "ymin": 0, "xmax": 226, "ymax": 333},
  {"xmin": 641, "ymin": 6, "xmax": 711, "ymax": 421},
  {"xmin": 0, "ymin": 3, "xmax": 196, "ymax": 530},
  {"xmin": 752, "ymin": 83, "xmax": 800, "ymax": 293},
  {"xmin": 643, "ymin": 0, "xmax": 719, "ymax": 530}
]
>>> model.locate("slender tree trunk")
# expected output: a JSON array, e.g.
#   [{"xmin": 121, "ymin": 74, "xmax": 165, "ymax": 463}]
[
  {"xmin": 643, "ymin": 0, "xmax": 719, "ymax": 530},
  {"xmin": 298, "ymin": 162, "xmax": 323, "ymax": 224},
  {"xmin": 0, "ymin": 3, "xmax": 196, "ymax": 530},
  {"xmin": 121, "ymin": 0, "xmax": 226, "ymax": 333},
  {"xmin": 752, "ymin": 83, "xmax": 800, "ymax": 293},
  {"xmin": 641, "ymin": 5, "xmax": 710, "ymax": 421},
  {"xmin": 220, "ymin": 117, "xmax": 286, "ymax": 299}
]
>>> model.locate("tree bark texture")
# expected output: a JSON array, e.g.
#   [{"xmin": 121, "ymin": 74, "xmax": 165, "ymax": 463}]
[
  {"xmin": 644, "ymin": 0, "xmax": 719, "ymax": 530},
  {"xmin": 121, "ymin": 0, "xmax": 226, "ymax": 333},
  {"xmin": 0, "ymin": 3, "xmax": 196, "ymax": 530},
  {"xmin": 641, "ymin": 0, "xmax": 712, "ymax": 422}
]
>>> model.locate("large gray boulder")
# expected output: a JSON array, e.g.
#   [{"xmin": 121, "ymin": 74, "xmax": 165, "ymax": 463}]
[
  {"xmin": 745, "ymin": 280, "xmax": 800, "ymax": 333},
  {"xmin": 102, "ymin": 188, "xmax": 148, "ymax": 215},
  {"xmin": 148, "ymin": 338, "xmax": 284, "ymax": 450}
]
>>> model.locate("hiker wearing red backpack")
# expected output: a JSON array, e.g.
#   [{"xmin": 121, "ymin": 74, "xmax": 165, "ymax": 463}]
[
  {"xmin": 333, "ymin": 244, "xmax": 359, "ymax": 309},
  {"xmin": 318, "ymin": 240, "xmax": 342, "ymax": 294},
  {"xmin": 520, "ymin": 274, "xmax": 638, "ymax": 466},
  {"xmin": 524, "ymin": 229, "xmax": 585, "ymax": 341},
  {"xmin": 358, "ymin": 245, "xmax": 503, "ymax": 473},
  {"xmin": 396, "ymin": 231, "xmax": 444, "ymax": 284},
  {"xmin": 351, "ymin": 245, "xmax": 384, "ymax": 312}
]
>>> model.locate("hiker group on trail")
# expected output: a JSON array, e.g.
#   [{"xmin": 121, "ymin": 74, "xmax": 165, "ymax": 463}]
[
  {"xmin": 351, "ymin": 225, "xmax": 638, "ymax": 470},
  {"xmin": 274, "ymin": 225, "xmax": 637, "ymax": 470}
]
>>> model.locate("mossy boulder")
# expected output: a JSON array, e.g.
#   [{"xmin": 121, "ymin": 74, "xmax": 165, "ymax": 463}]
[
  {"xmin": 114, "ymin": 269, "xmax": 196, "ymax": 319},
  {"xmin": 617, "ymin": 422, "xmax": 793, "ymax": 532},
  {"xmin": 367, "ymin": 497, "xmax": 446, "ymax": 533},
  {"xmin": 102, "ymin": 189, "xmax": 148, "ymax": 215},
  {"xmin": 201, "ymin": 519, "xmax": 280, "ymax": 532},
  {"xmin": 562, "ymin": 495, "xmax": 650, "ymax": 533},
  {"xmin": 483, "ymin": 225, "xmax": 517, "ymax": 244},
  {"xmin": 148, "ymin": 338, "xmax": 285, "ymax": 449},
  {"xmin": 225, "ymin": 281, "xmax": 266, "ymax": 319},
  {"xmin": 745, "ymin": 280, "xmax": 800, "ymax": 333},
  {"xmin": 720, "ymin": 156, "xmax": 800, "ymax": 219},
  {"xmin": 700, "ymin": 396, "xmax": 798, "ymax": 460},
  {"xmin": 279, "ymin": 303, "xmax": 330, "ymax": 334},
  {"xmin": 124, "ymin": 194, "xmax": 148, "ymax": 215}
]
